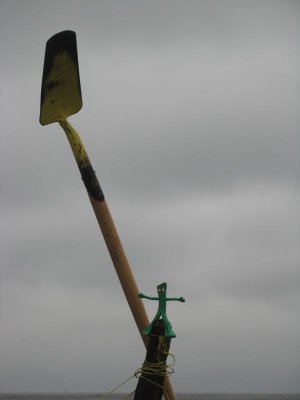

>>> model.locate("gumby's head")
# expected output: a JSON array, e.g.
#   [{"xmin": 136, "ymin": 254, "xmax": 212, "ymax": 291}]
[{"xmin": 157, "ymin": 282, "xmax": 167, "ymax": 296}]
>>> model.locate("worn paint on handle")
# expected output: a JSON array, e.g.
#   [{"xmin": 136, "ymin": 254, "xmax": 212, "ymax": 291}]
[{"xmin": 59, "ymin": 119, "xmax": 104, "ymax": 201}]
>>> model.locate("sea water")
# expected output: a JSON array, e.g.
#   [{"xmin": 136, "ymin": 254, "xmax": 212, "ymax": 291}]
[{"xmin": 0, "ymin": 394, "xmax": 299, "ymax": 400}]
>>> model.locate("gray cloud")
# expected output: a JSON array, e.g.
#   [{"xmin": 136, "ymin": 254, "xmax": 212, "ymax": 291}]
[{"xmin": 1, "ymin": 0, "xmax": 299, "ymax": 394}]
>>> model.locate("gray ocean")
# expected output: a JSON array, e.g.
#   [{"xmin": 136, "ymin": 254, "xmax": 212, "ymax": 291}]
[{"xmin": 0, "ymin": 394, "xmax": 299, "ymax": 400}]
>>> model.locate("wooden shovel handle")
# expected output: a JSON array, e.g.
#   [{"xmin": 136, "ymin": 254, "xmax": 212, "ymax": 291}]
[
  {"xmin": 89, "ymin": 196, "xmax": 149, "ymax": 338},
  {"xmin": 60, "ymin": 119, "xmax": 176, "ymax": 400},
  {"xmin": 89, "ymin": 197, "xmax": 176, "ymax": 400}
]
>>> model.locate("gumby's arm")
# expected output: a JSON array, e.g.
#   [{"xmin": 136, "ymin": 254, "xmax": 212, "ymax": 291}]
[
  {"xmin": 138, "ymin": 293, "xmax": 159, "ymax": 301},
  {"xmin": 166, "ymin": 297, "xmax": 185, "ymax": 302}
]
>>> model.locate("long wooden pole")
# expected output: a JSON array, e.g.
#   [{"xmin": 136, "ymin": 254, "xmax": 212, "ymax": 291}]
[{"xmin": 60, "ymin": 120, "xmax": 176, "ymax": 400}]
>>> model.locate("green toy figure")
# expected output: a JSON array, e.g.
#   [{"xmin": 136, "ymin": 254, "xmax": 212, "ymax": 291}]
[{"xmin": 138, "ymin": 282, "xmax": 185, "ymax": 338}]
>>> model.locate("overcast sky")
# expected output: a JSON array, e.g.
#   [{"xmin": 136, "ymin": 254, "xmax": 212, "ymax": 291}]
[{"xmin": 0, "ymin": 0, "xmax": 299, "ymax": 395}]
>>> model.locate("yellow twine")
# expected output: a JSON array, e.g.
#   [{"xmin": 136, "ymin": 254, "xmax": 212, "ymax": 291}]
[
  {"xmin": 98, "ymin": 336, "xmax": 175, "ymax": 400},
  {"xmin": 134, "ymin": 336, "xmax": 175, "ymax": 400},
  {"xmin": 98, "ymin": 374, "xmax": 135, "ymax": 400}
]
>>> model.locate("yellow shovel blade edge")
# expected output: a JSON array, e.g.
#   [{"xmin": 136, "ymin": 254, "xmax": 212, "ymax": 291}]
[{"xmin": 39, "ymin": 30, "xmax": 82, "ymax": 126}]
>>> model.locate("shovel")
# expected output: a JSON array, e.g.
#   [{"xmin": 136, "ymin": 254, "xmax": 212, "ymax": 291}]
[{"xmin": 40, "ymin": 30, "xmax": 176, "ymax": 400}]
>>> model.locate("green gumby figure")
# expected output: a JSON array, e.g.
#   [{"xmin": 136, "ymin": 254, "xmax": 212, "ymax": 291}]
[{"xmin": 138, "ymin": 282, "xmax": 185, "ymax": 338}]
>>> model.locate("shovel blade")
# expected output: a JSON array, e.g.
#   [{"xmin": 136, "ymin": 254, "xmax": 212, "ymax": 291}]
[{"xmin": 39, "ymin": 30, "xmax": 82, "ymax": 125}]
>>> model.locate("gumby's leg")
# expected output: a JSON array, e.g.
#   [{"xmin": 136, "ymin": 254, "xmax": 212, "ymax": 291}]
[
  {"xmin": 142, "ymin": 323, "xmax": 153, "ymax": 336},
  {"xmin": 142, "ymin": 311, "xmax": 161, "ymax": 336},
  {"xmin": 161, "ymin": 310, "xmax": 176, "ymax": 338}
]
